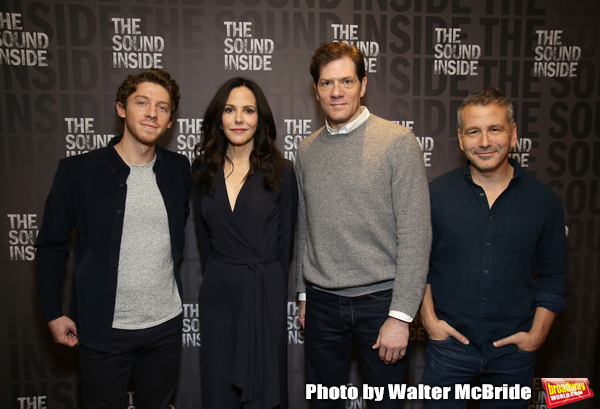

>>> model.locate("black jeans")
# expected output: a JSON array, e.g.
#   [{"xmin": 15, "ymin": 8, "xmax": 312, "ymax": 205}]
[{"xmin": 78, "ymin": 313, "xmax": 182, "ymax": 409}]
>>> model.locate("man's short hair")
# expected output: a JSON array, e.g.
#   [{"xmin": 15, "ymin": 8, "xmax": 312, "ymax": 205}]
[
  {"xmin": 457, "ymin": 86, "xmax": 514, "ymax": 131},
  {"xmin": 309, "ymin": 42, "xmax": 366, "ymax": 85},
  {"xmin": 116, "ymin": 69, "xmax": 180, "ymax": 119}
]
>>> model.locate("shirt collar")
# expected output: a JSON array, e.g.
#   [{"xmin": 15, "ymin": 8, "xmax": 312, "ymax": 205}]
[
  {"xmin": 463, "ymin": 157, "xmax": 522, "ymax": 183},
  {"xmin": 108, "ymin": 135, "xmax": 163, "ymax": 174},
  {"xmin": 326, "ymin": 106, "xmax": 370, "ymax": 135},
  {"xmin": 108, "ymin": 135, "xmax": 127, "ymax": 175}
]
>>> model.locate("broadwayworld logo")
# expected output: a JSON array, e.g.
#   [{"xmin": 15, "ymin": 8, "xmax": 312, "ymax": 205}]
[{"xmin": 542, "ymin": 378, "xmax": 594, "ymax": 408}]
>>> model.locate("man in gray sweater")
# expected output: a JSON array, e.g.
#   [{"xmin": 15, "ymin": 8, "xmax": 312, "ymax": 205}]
[{"xmin": 296, "ymin": 42, "xmax": 431, "ymax": 408}]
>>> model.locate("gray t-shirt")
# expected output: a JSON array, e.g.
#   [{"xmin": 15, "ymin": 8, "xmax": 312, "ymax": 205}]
[{"xmin": 112, "ymin": 157, "xmax": 182, "ymax": 329}]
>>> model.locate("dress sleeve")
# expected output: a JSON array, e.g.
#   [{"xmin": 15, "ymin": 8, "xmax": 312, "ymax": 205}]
[
  {"xmin": 183, "ymin": 162, "xmax": 192, "ymax": 225},
  {"xmin": 35, "ymin": 159, "xmax": 77, "ymax": 323},
  {"xmin": 294, "ymin": 155, "xmax": 307, "ymax": 295},
  {"xmin": 278, "ymin": 161, "xmax": 299, "ymax": 281},
  {"xmin": 192, "ymin": 184, "xmax": 212, "ymax": 272}
]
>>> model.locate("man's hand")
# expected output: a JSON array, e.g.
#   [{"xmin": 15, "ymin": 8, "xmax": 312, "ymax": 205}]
[
  {"xmin": 493, "ymin": 307, "xmax": 556, "ymax": 352},
  {"xmin": 372, "ymin": 317, "xmax": 409, "ymax": 365},
  {"xmin": 420, "ymin": 284, "xmax": 469, "ymax": 345},
  {"xmin": 422, "ymin": 316, "xmax": 470, "ymax": 345},
  {"xmin": 298, "ymin": 300, "xmax": 306, "ymax": 329},
  {"xmin": 492, "ymin": 331, "xmax": 543, "ymax": 352},
  {"xmin": 48, "ymin": 316, "xmax": 79, "ymax": 347}
]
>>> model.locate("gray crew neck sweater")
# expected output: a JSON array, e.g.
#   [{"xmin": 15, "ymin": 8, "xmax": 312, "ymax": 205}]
[{"xmin": 295, "ymin": 114, "xmax": 432, "ymax": 318}]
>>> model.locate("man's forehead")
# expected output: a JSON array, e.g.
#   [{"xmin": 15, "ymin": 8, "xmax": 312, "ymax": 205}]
[
  {"xmin": 463, "ymin": 104, "xmax": 505, "ymax": 118},
  {"xmin": 130, "ymin": 82, "xmax": 170, "ymax": 102},
  {"xmin": 320, "ymin": 58, "xmax": 358, "ymax": 79}
]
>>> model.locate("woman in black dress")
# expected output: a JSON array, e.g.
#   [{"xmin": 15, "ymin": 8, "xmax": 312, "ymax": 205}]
[{"xmin": 192, "ymin": 77, "xmax": 298, "ymax": 409}]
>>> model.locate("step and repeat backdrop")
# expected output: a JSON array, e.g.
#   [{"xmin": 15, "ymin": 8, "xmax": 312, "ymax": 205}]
[{"xmin": 1, "ymin": 0, "xmax": 599, "ymax": 408}]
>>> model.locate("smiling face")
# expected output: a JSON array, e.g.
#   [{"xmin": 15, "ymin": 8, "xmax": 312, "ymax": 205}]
[
  {"xmin": 221, "ymin": 85, "xmax": 258, "ymax": 153},
  {"xmin": 315, "ymin": 56, "xmax": 367, "ymax": 131},
  {"xmin": 458, "ymin": 103, "xmax": 518, "ymax": 177},
  {"xmin": 116, "ymin": 81, "xmax": 173, "ymax": 147}
]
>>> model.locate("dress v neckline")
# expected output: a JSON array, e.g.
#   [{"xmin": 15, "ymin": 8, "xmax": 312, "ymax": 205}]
[
  {"xmin": 216, "ymin": 167, "xmax": 261, "ymax": 219},
  {"xmin": 225, "ymin": 176, "xmax": 247, "ymax": 212}
]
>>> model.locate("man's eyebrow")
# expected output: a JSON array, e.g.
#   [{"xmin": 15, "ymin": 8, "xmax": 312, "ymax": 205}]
[{"xmin": 133, "ymin": 95, "xmax": 171, "ymax": 107}]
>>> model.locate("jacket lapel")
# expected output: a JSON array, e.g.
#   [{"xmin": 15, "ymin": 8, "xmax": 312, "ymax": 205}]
[
  {"xmin": 213, "ymin": 169, "xmax": 235, "ymax": 220},
  {"xmin": 232, "ymin": 170, "xmax": 262, "ymax": 217}
]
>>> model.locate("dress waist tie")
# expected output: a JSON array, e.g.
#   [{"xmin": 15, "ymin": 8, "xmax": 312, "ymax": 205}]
[{"xmin": 211, "ymin": 246, "xmax": 281, "ymax": 409}]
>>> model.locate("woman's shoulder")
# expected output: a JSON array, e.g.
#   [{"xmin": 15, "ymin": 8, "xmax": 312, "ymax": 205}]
[
  {"xmin": 282, "ymin": 158, "xmax": 296, "ymax": 177},
  {"xmin": 192, "ymin": 157, "xmax": 210, "ymax": 173},
  {"xmin": 282, "ymin": 158, "xmax": 294, "ymax": 169}
]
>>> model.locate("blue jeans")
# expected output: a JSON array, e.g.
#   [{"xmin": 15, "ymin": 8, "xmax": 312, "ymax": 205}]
[
  {"xmin": 422, "ymin": 337, "xmax": 536, "ymax": 409},
  {"xmin": 305, "ymin": 286, "xmax": 409, "ymax": 409}
]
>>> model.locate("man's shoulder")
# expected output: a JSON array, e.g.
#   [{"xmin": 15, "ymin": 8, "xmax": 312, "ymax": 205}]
[
  {"xmin": 157, "ymin": 145, "xmax": 191, "ymax": 168},
  {"xmin": 366, "ymin": 114, "xmax": 413, "ymax": 136},
  {"xmin": 429, "ymin": 167, "xmax": 464, "ymax": 192},
  {"xmin": 361, "ymin": 115, "xmax": 416, "ymax": 152},
  {"xmin": 297, "ymin": 126, "xmax": 325, "ymax": 152},
  {"xmin": 58, "ymin": 146, "xmax": 109, "ymax": 169},
  {"xmin": 46, "ymin": 148, "xmax": 113, "ymax": 190},
  {"xmin": 156, "ymin": 144, "xmax": 183, "ymax": 159},
  {"xmin": 516, "ymin": 167, "xmax": 560, "ymax": 202}
]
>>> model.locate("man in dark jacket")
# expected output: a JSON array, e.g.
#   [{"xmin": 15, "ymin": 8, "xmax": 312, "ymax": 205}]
[{"xmin": 35, "ymin": 69, "xmax": 191, "ymax": 409}]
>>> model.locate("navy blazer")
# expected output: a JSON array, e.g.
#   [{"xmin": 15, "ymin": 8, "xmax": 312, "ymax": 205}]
[{"xmin": 35, "ymin": 136, "xmax": 191, "ymax": 352}]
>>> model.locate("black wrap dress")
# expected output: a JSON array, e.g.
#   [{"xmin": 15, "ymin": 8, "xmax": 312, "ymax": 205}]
[{"xmin": 193, "ymin": 160, "xmax": 298, "ymax": 409}]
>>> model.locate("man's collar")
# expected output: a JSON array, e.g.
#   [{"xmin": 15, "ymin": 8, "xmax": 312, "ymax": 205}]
[
  {"xmin": 108, "ymin": 135, "xmax": 162, "ymax": 173},
  {"xmin": 463, "ymin": 157, "xmax": 521, "ymax": 182},
  {"xmin": 326, "ymin": 106, "xmax": 370, "ymax": 135}
]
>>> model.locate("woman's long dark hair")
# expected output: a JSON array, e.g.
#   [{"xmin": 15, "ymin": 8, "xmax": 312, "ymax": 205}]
[{"xmin": 192, "ymin": 77, "xmax": 285, "ymax": 194}]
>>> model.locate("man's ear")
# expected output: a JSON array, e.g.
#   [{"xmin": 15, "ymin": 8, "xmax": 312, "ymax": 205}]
[
  {"xmin": 457, "ymin": 129, "xmax": 465, "ymax": 152},
  {"xmin": 359, "ymin": 76, "xmax": 367, "ymax": 98},
  {"xmin": 509, "ymin": 122, "xmax": 518, "ymax": 149},
  {"xmin": 116, "ymin": 102, "xmax": 126, "ymax": 119}
]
